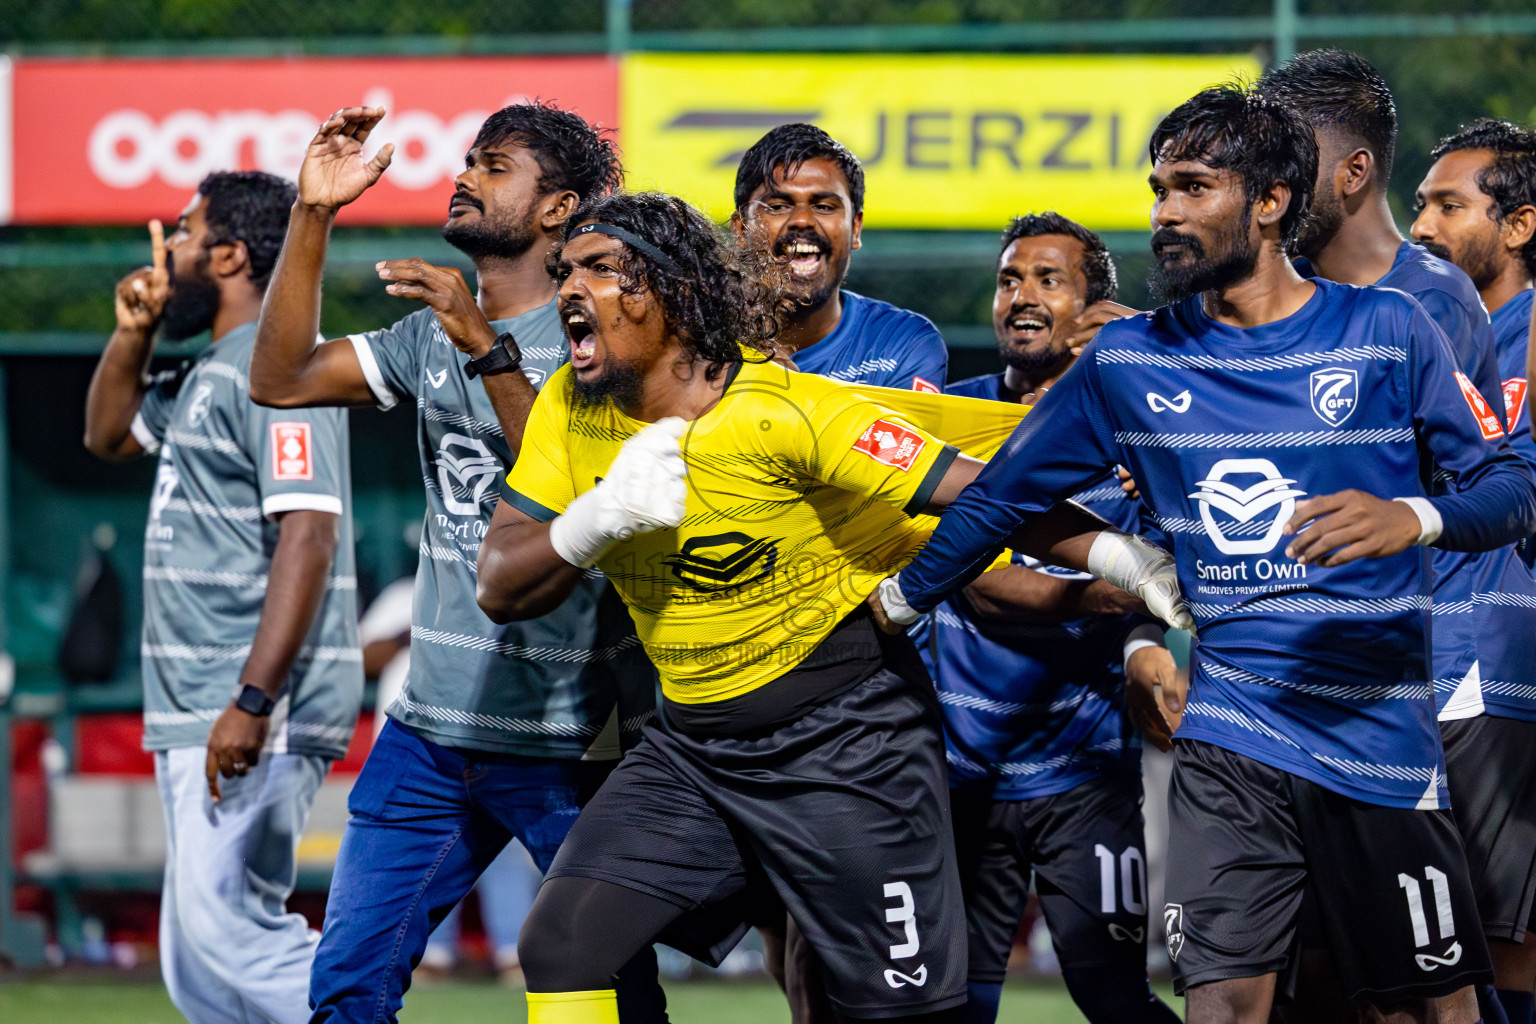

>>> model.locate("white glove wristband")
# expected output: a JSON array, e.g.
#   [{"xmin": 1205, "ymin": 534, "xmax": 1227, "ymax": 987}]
[
  {"xmin": 878, "ymin": 574, "xmax": 921, "ymax": 627},
  {"xmin": 548, "ymin": 417, "xmax": 689, "ymax": 569},
  {"xmin": 549, "ymin": 488, "xmax": 625, "ymax": 569},
  {"xmin": 1392, "ymin": 497, "xmax": 1444, "ymax": 546},
  {"xmin": 1087, "ymin": 529, "xmax": 1197, "ymax": 635},
  {"xmin": 1123, "ymin": 622, "xmax": 1167, "ymax": 665}
]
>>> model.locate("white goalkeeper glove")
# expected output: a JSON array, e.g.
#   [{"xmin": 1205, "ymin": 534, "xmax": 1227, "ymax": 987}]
[
  {"xmin": 1087, "ymin": 530, "xmax": 1197, "ymax": 635},
  {"xmin": 548, "ymin": 417, "xmax": 689, "ymax": 568}
]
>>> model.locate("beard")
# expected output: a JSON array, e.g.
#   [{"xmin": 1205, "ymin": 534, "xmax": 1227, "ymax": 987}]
[
  {"xmin": 1148, "ymin": 206, "xmax": 1259, "ymax": 305},
  {"xmin": 442, "ymin": 191, "xmax": 538, "ymax": 262},
  {"xmin": 1291, "ymin": 185, "xmax": 1342, "ymax": 259},
  {"xmin": 572, "ymin": 354, "xmax": 645, "ymax": 413},
  {"xmin": 160, "ymin": 250, "xmax": 221, "ymax": 341},
  {"xmin": 998, "ymin": 336, "xmax": 1070, "ymax": 378},
  {"xmin": 1420, "ymin": 232, "xmax": 1503, "ymax": 289},
  {"xmin": 774, "ymin": 228, "xmax": 846, "ymax": 312}
]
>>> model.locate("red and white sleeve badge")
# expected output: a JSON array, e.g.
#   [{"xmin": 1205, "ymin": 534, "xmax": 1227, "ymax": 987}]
[
  {"xmin": 1453, "ymin": 371, "xmax": 1507, "ymax": 441},
  {"xmin": 271, "ymin": 422, "xmax": 315, "ymax": 481},
  {"xmin": 853, "ymin": 419, "xmax": 927, "ymax": 471},
  {"xmin": 912, "ymin": 376, "xmax": 940, "ymax": 394},
  {"xmin": 1503, "ymin": 377, "xmax": 1528, "ymax": 431}
]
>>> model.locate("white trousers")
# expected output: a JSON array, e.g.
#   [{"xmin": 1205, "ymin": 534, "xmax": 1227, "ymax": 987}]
[{"xmin": 155, "ymin": 746, "xmax": 328, "ymax": 1024}]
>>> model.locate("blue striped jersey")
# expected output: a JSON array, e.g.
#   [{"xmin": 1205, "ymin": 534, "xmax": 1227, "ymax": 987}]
[
  {"xmin": 1439, "ymin": 287, "xmax": 1536, "ymax": 722},
  {"xmin": 914, "ymin": 372, "xmax": 1143, "ymax": 798},
  {"xmin": 898, "ymin": 280, "xmax": 1536, "ymax": 809},
  {"xmin": 791, "ymin": 290, "xmax": 948, "ymax": 391}
]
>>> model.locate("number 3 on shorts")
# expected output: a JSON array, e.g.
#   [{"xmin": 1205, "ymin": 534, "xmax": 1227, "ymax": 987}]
[
  {"xmin": 882, "ymin": 881, "xmax": 929, "ymax": 989},
  {"xmin": 883, "ymin": 881, "xmax": 920, "ymax": 958}
]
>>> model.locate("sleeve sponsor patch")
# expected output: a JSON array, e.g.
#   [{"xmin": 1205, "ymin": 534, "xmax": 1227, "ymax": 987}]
[
  {"xmin": 912, "ymin": 376, "xmax": 940, "ymax": 394},
  {"xmin": 1503, "ymin": 377, "xmax": 1528, "ymax": 430},
  {"xmin": 853, "ymin": 419, "xmax": 926, "ymax": 471},
  {"xmin": 271, "ymin": 422, "xmax": 315, "ymax": 481},
  {"xmin": 1453, "ymin": 371, "xmax": 1506, "ymax": 441}
]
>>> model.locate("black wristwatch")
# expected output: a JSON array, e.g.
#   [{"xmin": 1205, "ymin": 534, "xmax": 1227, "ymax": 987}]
[
  {"xmin": 463, "ymin": 331, "xmax": 522, "ymax": 379},
  {"xmin": 234, "ymin": 684, "xmax": 276, "ymax": 717}
]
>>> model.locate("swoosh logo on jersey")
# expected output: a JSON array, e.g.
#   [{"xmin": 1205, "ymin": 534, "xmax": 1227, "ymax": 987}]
[
  {"xmin": 1146, "ymin": 390, "xmax": 1191, "ymax": 413},
  {"xmin": 426, "ymin": 368, "xmax": 448, "ymax": 388},
  {"xmin": 1108, "ymin": 924, "xmax": 1145, "ymax": 943},
  {"xmin": 1309, "ymin": 367, "xmax": 1358, "ymax": 426},
  {"xmin": 435, "ymin": 432, "xmax": 500, "ymax": 516},
  {"xmin": 1190, "ymin": 458, "xmax": 1307, "ymax": 556},
  {"xmin": 883, "ymin": 965, "xmax": 928, "ymax": 989},
  {"xmin": 1414, "ymin": 942, "xmax": 1462, "ymax": 971},
  {"xmin": 663, "ymin": 533, "xmax": 779, "ymax": 594}
]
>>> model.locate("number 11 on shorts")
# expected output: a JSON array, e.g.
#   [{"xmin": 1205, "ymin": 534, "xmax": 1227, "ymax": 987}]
[{"xmin": 1398, "ymin": 866, "xmax": 1463, "ymax": 971}]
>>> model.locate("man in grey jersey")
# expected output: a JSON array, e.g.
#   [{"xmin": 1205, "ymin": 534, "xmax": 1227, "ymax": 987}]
[
  {"xmin": 85, "ymin": 170, "xmax": 361, "ymax": 1024},
  {"xmin": 248, "ymin": 104, "xmax": 663, "ymax": 1022}
]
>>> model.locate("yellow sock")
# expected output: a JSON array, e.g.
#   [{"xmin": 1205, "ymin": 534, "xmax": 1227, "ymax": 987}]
[{"xmin": 526, "ymin": 989, "xmax": 619, "ymax": 1024}]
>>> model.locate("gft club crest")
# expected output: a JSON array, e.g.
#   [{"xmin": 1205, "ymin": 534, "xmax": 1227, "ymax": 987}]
[{"xmin": 1310, "ymin": 367, "xmax": 1358, "ymax": 427}]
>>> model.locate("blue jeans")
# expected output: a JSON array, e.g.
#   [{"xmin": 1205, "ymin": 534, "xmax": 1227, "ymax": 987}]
[{"xmin": 308, "ymin": 720, "xmax": 629, "ymax": 1022}]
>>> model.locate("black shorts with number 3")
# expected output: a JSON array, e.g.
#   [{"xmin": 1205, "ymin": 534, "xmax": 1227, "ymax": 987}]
[
  {"xmin": 1164, "ymin": 739, "xmax": 1491, "ymax": 1006},
  {"xmin": 545, "ymin": 663, "xmax": 968, "ymax": 1019}
]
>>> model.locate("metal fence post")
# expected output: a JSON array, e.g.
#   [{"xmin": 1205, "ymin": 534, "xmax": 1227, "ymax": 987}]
[
  {"xmin": 1274, "ymin": 0, "xmax": 1298, "ymax": 62},
  {"xmin": 606, "ymin": 0, "xmax": 633, "ymax": 55}
]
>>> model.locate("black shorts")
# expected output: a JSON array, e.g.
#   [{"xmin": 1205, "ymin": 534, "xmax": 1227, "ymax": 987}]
[
  {"xmin": 1165, "ymin": 739, "xmax": 1490, "ymax": 1006},
  {"xmin": 953, "ymin": 772, "xmax": 1152, "ymax": 983},
  {"xmin": 545, "ymin": 666, "xmax": 967, "ymax": 1019},
  {"xmin": 1444, "ymin": 714, "xmax": 1536, "ymax": 942}
]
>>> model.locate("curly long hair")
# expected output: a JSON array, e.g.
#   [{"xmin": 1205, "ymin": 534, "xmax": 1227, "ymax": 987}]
[{"xmin": 553, "ymin": 192, "xmax": 780, "ymax": 380}]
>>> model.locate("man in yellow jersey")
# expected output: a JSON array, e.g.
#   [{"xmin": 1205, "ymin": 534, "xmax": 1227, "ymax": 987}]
[{"xmin": 476, "ymin": 191, "xmax": 1192, "ymax": 1024}]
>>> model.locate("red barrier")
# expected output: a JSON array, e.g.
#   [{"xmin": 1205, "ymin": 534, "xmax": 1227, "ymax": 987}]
[{"xmin": 10, "ymin": 56, "xmax": 618, "ymax": 225}]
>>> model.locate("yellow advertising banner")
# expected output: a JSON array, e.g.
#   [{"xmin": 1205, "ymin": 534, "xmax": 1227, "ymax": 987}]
[{"xmin": 620, "ymin": 53, "xmax": 1261, "ymax": 230}]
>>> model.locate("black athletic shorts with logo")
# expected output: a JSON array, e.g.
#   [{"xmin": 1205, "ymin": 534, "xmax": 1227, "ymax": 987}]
[
  {"xmin": 1444, "ymin": 714, "xmax": 1536, "ymax": 942},
  {"xmin": 1164, "ymin": 739, "xmax": 1491, "ymax": 1006},
  {"xmin": 544, "ymin": 632, "xmax": 967, "ymax": 1019},
  {"xmin": 954, "ymin": 772, "xmax": 1153, "ymax": 983}
]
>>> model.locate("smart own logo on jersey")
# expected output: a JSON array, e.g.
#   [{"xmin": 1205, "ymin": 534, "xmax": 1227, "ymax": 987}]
[
  {"xmin": 435, "ymin": 432, "xmax": 501, "ymax": 516},
  {"xmin": 1189, "ymin": 458, "xmax": 1307, "ymax": 555},
  {"xmin": 663, "ymin": 532, "xmax": 780, "ymax": 594},
  {"xmin": 1309, "ymin": 367, "xmax": 1357, "ymax": 427}
]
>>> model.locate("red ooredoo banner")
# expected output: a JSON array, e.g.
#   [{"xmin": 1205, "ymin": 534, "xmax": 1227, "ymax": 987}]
[{"xmin": 10, "ymin": 56, "xmax": 618, "ymax": 225}]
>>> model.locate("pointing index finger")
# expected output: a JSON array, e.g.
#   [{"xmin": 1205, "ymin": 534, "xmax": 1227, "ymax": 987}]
[{"xmin": 149, "ymin": 219, "xmax": 166, "ymax": 274}]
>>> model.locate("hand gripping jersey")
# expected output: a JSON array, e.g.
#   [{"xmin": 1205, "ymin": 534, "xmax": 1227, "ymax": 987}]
[
  {"xmin": 132, "ymin": 321, "xmax": 361, "ymax": 758},
  {"xmin": 790, "ymin": 290, "xmax": 948, "ymax": 392},
  {"xmin": 347, "ymin": 303, "xmax": 652, "ymax": 758},
  {"xmin": 503, "ymin": 358, "xmax": 1024, "ymax": 704},
  {"xmin": 898, "ymin": 280, "xmax": 1536, "ymax": 810},
  {"xmin": 912, "ymin": 372, "xmax": 1145, "ymax": 799}
]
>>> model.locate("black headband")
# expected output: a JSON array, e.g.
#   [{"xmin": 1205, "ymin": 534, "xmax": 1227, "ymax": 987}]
[{"xmin": 571, "ymin": 222, "xmax": 682, "ymax": 274}]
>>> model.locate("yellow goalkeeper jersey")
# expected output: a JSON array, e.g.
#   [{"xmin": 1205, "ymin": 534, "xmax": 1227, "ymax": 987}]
[{"xmin": 504, "ymin": 357, "xmax": 1026, "ymax": 704}]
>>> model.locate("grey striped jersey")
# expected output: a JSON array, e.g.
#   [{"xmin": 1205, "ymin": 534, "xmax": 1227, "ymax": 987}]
[
  {"xmin": 132, "ymin": 321, "xmax": 362, "ymax": 759},
  {"xmin": 347, "ymin": 302, "xmax": 652, "ymax": 759}
]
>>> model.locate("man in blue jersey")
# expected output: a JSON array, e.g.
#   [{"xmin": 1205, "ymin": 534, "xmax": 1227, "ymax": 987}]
[
  {"xmin": 247, "ymin": 105, "xmax": 664, "ymax": 1022},
  {"xmin": 875, "ymin": 84, "xmax": 1536, "ymax": 1024},
  {"xmin": 1261, "ymin": 54, "xmax": 1521, "ymax": 1023},
  {"xmin": 731, "ymin": 123, "xmax": 948, "ymax": 391},
  {"xmin": 1411, "ymin": 119, "xmax": 1536, "ymax": 1024},
  {"xmin": 920, "ymin": 211, "xmax": 1180, "ymax": 1024}
]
